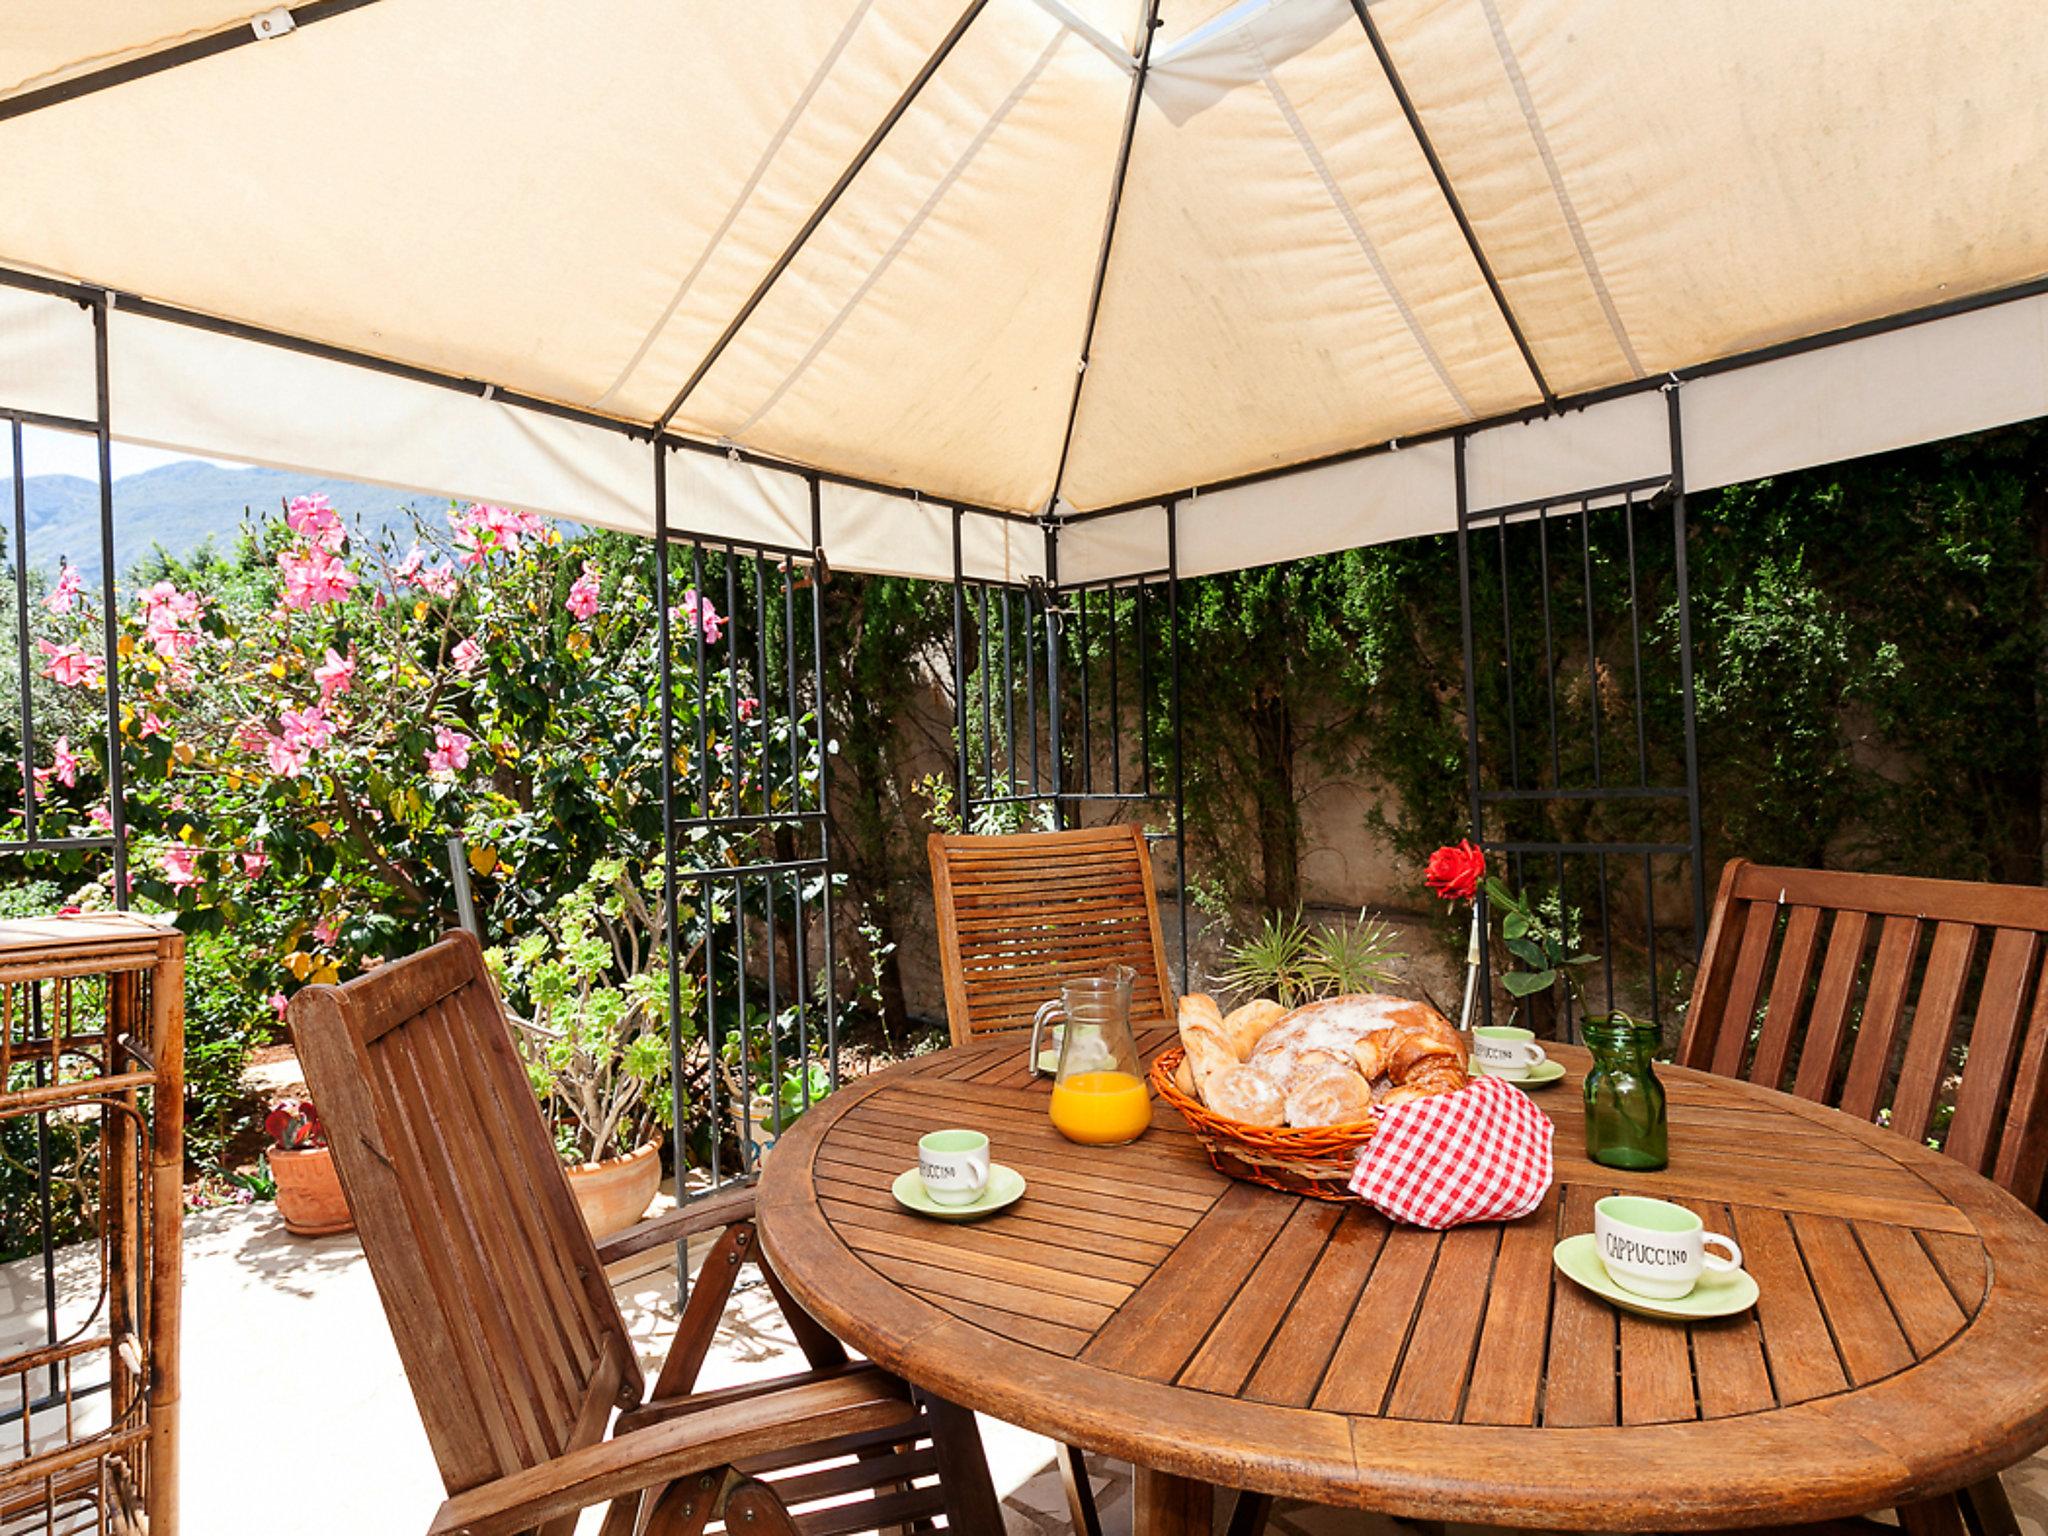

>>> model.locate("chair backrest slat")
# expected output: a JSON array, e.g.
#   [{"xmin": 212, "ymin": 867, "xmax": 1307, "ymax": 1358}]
[
  {"xmin": 1836, "ymin": 914, "xmax": 1924, "ymax": 1120},
  {"xmin": 929, "ymin": 826, "xmax": 1174, "ymax": 1046},
  {"xmin": 1792, "ymin": 907, "xmax": 1870, "ymax": 1104},
  {"xmin": 291, "ymin": 931, "xmax": 639, "ymax": 1496},
  {"xmin": 1681, "ymin": 860, "xmax": 2048, "ymax": 1207},
  {"xmin": 1747, "ymin": 903, "xmax": 1822, "ymax": 1091},
  {"xmin": 1888, "ymin": 921, "xmax": 1980, "ymax": 1142}
]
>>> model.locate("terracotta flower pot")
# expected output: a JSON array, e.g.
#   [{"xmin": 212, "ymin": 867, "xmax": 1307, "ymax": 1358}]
[
  {"xmin": 268, "ymin": 1145, "xmax": 354, "ymax": 1237},
  {"xmin": 564, "ymin": 1136, "xmax": 663, "ymax": 1239}
]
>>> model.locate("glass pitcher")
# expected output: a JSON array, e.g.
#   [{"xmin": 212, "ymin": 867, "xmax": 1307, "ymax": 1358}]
[
  {"xmin": 1582, "ymin": 1012, "xmax": 1669, "ymax": 1171},
  {"xmin": 1032, "ymin": 971, "xmax": 1151, "ymax": 1145}
]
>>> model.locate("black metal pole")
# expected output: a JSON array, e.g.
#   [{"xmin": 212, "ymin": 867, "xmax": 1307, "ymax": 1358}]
[
  {"xmin": 652, "ymin": 443, "xmax": 691, "ymax": 1237},
  {"xmin": 1668, "ymin": 387, "xmax": 1709, "ymax": 960},
  {"xmin": 12, "ymin": 420, "xmax": 34, "ymax": 844},
  {"xmin": 93, "ymin": 302, "xmax": 128, "ymax": 907},
  {"xmin": 1454, "ymin": 435, "xmax": 1492, "ymax": 1028},
  {"xmin": 951, "ymin": 509, "xmax": 971, "ymax": 825},
  {"xmin": 808, "ymin": 477, "xmax": 839, "ymax": 1089},
  {"xmin": 1167, "ymin": 500, "xmax": 1187, "ymax": 987}
]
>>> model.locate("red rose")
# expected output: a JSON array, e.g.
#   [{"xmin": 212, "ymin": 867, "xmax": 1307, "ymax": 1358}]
[{"xmin": 1424, "ymin": 839, "xmax": 1486, "ymax": 903}]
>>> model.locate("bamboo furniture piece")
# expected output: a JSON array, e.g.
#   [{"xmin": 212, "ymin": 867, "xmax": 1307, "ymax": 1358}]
[
  {"xmin": 928, "ymin": 825, "xmax": 1175, "ymax": 1047},
  {"xmin": 290, "ymin": 930, "xmax": 1002, "ymax": 1535},
  {"xmin": 0, "ymin": 914, "xmax": 183, "ymax": 1536},
  {"xmin": 1679, "ymin": 859, "xmax": 2048, "ymax": 1536},
  {"xmin": 756, "ymin": 1028, "xmax": 2048, "ymax": 1536}
]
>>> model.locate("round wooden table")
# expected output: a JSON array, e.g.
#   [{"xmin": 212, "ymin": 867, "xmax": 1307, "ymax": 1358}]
[{"xmin": 756, "ymin": 1028, "xmax": 2048, "ymax": 1533}]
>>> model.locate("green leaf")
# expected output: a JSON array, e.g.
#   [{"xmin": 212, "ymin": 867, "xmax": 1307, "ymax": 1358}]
[
  {"xmin": 1501, "ymin": 968, "xmax": 1557, "ymax": 997},
  {"xmin": 1501, "ymin": 911, "xmax": 1530, "ymax": 940},
  {"xmin": 1505, "ymin": 936, "xmax": 1547, "ymax": 967}
]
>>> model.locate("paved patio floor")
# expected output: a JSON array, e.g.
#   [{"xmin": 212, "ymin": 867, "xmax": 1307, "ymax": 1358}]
[{"xmin": 9, "ymin": 1197, "xmax": 2048, "ymax": 1533}]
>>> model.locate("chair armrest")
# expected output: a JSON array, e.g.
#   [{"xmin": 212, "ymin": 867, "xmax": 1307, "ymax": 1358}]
[
  {"xmin": 595, "ymin": 1180, "xmax": 758, "ymax": 1267},
  {"xmin": 425, "ymin": 1366, "xmax": 913, "ymax": 1536}
]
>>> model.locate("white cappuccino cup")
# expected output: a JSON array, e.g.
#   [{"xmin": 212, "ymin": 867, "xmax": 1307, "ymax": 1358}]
[
  {"xmin": 1595, "ymin": 1195, "xmax": 1743, "ymax": 1299},
  {"xmin": 917, "ymin": 1129, "xmax": 991, "ymax": 1207}
]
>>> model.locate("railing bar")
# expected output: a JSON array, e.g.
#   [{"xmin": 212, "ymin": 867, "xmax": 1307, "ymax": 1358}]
[
  {"xmin": 754, "ymin": 553, "xmax": 772, "ymax": 817},
  {"xmin": 1107, "ymin": 582, "xmax": 1121, "ymax": 796},
  {"xmin": 978, "ymin": 585, "xmax": 994, "ymax": 798},
  {"xmin": 11, "ymin": 418, "xmax": 33, "ymax": 846},
  {"xmin": 1002, "ymin": 587, "xmax": 1016, "ymax": 791},
  {"xmin": 1581, "ymin": 499, "xmax": 1603, "ymax": 789},
  {"xmin": 1624, "ymin": 491, "xmax": 1649, "ymax": 787}
]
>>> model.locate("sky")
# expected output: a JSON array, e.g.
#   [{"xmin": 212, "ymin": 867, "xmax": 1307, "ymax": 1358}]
[{"xmin": 1, "ymin": 429, "xmax": 233, "ymax": 481}]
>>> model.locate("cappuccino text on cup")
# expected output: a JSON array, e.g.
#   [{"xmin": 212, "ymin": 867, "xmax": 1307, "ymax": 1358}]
[
  {"xmin": 1471, "ymin": 1025, "xmax": 1547, "ymax": 1081},
  {"xmin": 917, "ymin": 1128, "xmax": 992, "ymax": 1208},
  {"xmin": 1595, "ymin": 1195, "xmax": 1743, "ymax": 1300}
]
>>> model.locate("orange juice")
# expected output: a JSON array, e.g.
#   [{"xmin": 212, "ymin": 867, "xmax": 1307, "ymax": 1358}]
[{"xmin": 1048, "ymin": 1070, "xmax": 1152, "ymax": 1145}]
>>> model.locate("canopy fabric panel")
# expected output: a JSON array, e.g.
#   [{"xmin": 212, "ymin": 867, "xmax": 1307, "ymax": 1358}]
[{"xmin": 0, "ymin": 0, "xmax": 2043, "ymax": 580}]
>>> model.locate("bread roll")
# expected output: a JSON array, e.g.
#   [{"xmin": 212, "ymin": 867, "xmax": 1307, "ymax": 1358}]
[
  {"xmin": 1220, "ymin": 998, "xmax": 1287, "ymax": 1059},
  {"xmin": 1179, "ymin": 1022, "xmax": 1239, "ymax": 1093},
  {"xmin": 1250, "ymin": 994, "xmax": 1451, "ymax": 1085},
  {"xmin": 1270, "ymin": 1047, "xmax": 1349, "ymax": 1096},
  {"xmin": 1205, "ymin": 1065, "xmax": 1286, "ymax": 1126},
  {"xmin": 1386, "ymin": 1029, "xmax": 1462, "ymax": 1083},
  {"xmin": 1178, "ymin": 993, "xmax": 1225, "ymax": 1033},
  {"xmin": 1286, "ymin": 1069, "xmax": 1375, "ymax": 1128}
]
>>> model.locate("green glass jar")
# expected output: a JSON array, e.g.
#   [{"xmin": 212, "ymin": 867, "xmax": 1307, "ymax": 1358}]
[{"xmin": 1582, "ymin": 1012, "xmax": 1668, "ymax": 1171}]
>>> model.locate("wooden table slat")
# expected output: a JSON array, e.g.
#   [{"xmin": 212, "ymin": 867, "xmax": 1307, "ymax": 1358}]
[
  {"xmin": 1460, "ymin": 1192, "xmax": 1561, "ymax": 1427},
  {"xmin": 1540, "ymin": 1185, "xmax": 1620, "ymax": 1428}
]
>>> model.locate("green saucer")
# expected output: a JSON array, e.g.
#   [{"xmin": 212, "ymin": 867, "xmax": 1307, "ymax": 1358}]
[
  {"xmin": 1553, "ymin": 1233, "xmax": 1759, "ymax": 1320},
  {"xmin": 1473, "ymin": 1057, "xmax": 1567, "ymax": 1088},
  {"xmin": 891, "ymin": 1163, "xmax": 1027, "ymax": 1222}
]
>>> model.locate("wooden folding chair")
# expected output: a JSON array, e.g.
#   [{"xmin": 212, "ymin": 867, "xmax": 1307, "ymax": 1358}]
[
  {"xmin": 290, "ymin": 929, "xmax": 1003, "ymax": 1535},
  {"xmin": 928, "ymin": 824, "xmax": 1175, "ymax": 1048},
  {"xmin": 1681, "ymin": 859, "xmax": 2048, "ymax": 1536}
]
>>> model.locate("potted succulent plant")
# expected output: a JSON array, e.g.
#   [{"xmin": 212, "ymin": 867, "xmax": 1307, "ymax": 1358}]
[
  {"xmin": 494, "ymin": 864, "xmax": 676, "ymax": 1239},
  {"xmin": 264, "ymin": 1098, "xmax": 354, "ymax": 1237}
]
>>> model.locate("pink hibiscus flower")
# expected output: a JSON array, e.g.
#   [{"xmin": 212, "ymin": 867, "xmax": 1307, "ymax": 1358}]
[
  {"xmin": 313, "ymin": 647, "xmax": 355, "ymax": 702},
  {"xmin": 269, "ymin": 992, "xmax": 290, "ymax": 1021},
  {"xmin": 240, "ymin": 845, "xmax": 269, "ymax": 879},
  {"xmin": 136, "ymin": 581, "xmax": 204, "ymax": 659},
  {"xmin": 263, "ymin": 734, "xmax": 309, "ymax": 779},
  {"xmin": 34, "ymin": 736, "xmax": 81, "ymax": 789},
  {"xmin": 452, "ymin": 636, "xmax": 483, "ymax": 676},
  {"xmin": 279, "ymin": 705, "xmax": 334, "ymax": 753},
  {"xmin": 160, "ymin": 846, "xmax": 201, "ymax": 890},
  {"xmin": 285, "ymin": 493, "xmax": 347, "ymax": 553},
  {"xmin": 278, "ymin": 546, "xmax": 356, "ymax": 609},
  {"xmin": 37, "ymin": 640, "xmax": 104, "ymax": 689},
  {"xmin": 737, "ymin": 695, "xmax": 760, "ymax": 723},
  {"xmin": 566, "ymin": 560, "xmax": 601, "ymax": 621},
  {"xmin": 43, "ymin": 564, "xmax": 84, "ymax": 615},
  {"xmin": 677, "ymin": 588, "xmax": 726, "ymax": 644},
  {"xmin": 312, "ymin": 913, "xmax": 342, "ymax": 948},
  {"xmin": 425, "ymin": 726, "xmax": 472, "ymax": 775}
]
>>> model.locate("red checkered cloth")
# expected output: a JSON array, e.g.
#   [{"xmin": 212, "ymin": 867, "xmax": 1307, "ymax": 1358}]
[{"xmin": 1348, "ymin": 1076, "xmax": 1553, "ymax": 1228}]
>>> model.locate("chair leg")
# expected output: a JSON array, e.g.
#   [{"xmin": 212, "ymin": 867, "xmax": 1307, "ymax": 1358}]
[
  {"xmin": 1963, "ymin": 1475, "xmax": 2022, "ymax": 1536},
  {"xmin": 1058, "ymin": 1441, "xmax": 1105, "ymax": 1536},
  {"xmin": 1900, "ymin": 1495, "xmax": 1971, "ymax": 1536},
  {"xmin": 1224, "ymin": 1489, "xmax": 1272, "ymax": 1536},
  {"xmin": 642, "ymin": 1472, "xmax": 721, "ymax": 1536},
  {"xmin": 921, "ymin": 1391, "xmax": 1006, "ymax": 1531},
  {"xmin": 724, "ymin": 1478, "xmax": 802, "ymax": 1535}
]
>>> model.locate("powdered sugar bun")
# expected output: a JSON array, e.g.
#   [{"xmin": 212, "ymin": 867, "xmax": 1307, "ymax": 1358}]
[
  {"xmin": 1285, "ymin": 1068, "xmax": 1375, "ymax": 1127},
  {"xmin": 1205, "ymin": 1065, "xmax": 1285, "ymax": 1126}
]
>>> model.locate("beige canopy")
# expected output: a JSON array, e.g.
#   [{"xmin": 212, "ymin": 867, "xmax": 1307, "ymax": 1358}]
[{"xmin": 1, "ymin": 0, "xmax": 2044, "ymax": 581}]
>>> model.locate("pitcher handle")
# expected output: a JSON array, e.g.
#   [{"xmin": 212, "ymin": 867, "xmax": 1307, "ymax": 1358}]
[{"xmin": 1030, "ymin": 998, "xmax": 1064, "ymax": 1078}]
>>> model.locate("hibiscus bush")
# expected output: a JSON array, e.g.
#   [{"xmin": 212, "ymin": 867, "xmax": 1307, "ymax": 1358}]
[{"xmin": 5, "ymin": 492, "xmax": 830, "ymax": 1179}]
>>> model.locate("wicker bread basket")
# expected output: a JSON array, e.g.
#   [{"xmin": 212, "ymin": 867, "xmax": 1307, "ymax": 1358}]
[{"xmin": 1150, "ymin": 1045, "xmax": 1377, "ymax": 1200}]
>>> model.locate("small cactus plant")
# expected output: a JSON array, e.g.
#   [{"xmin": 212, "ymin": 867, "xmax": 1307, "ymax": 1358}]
[{"xmin": 264, "ymin": 1098, "xmax": 326, "ymax": 1152}]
